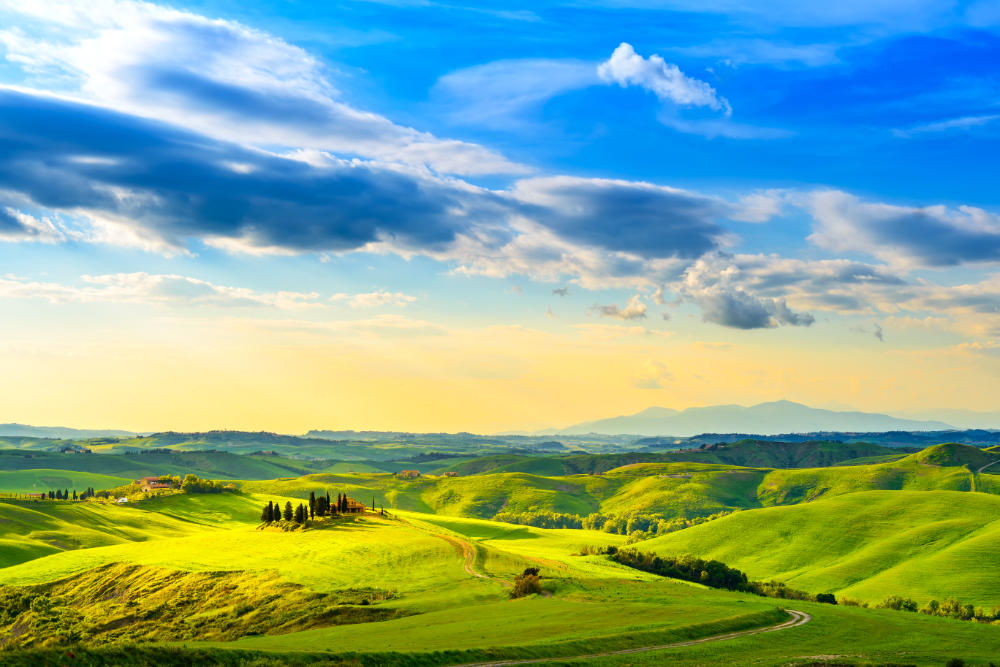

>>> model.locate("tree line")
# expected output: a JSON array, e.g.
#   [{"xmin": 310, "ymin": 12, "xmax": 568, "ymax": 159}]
[
  {"xmin": 581, "ymin": 546, "xmax": 835, "ymax": 603},
  {"xmin": 492, "ymin": 509, "xmax": 735, "ymax": 540}
]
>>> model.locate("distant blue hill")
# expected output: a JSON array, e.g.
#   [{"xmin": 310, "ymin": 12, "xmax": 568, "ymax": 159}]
[{"xmin": 553, "ymin": 400, "xmax": 955, "ymax": 437}]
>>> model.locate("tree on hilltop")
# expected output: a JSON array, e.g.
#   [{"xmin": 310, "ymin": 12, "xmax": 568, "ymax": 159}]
[
  {"xmin": 261, "ymin": 502, "xmax": 272, "ymax": 523},
  {"xmin": 283, "ymin": 501, "xmax": 293, "ymax": 521}
]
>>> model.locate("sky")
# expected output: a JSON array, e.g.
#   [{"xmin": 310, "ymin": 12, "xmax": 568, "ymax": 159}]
[{"xmin": 0, "ymin": 0, "xmax": 999, "ymax": 433}]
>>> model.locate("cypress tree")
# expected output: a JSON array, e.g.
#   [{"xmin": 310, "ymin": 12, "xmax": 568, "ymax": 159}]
[
  {"xmin": 64, "ymin": 489, "xmax": 69, "ymax": 500},
  {"xmin": 326, "ymin": 491, "xmax": 331, "ymax": 509},
  {"xmin": 309, "ymin": 491, "xmax": 316, "ymax": 517},
  {"xmin": 309, "ymin": 503, "xmax": 315, "ymax": 519},
  {"xmin": 261, "ymin": 503, "xmax": 271, "ymax": 523},
  {"xmin": 283, "ymin": 501, "xmax": 293, "ymax": 521},
  {"xmin": 372, "ymin": 496, "xmax": 375, "ymax": 512},
  {"xmin": 316, "ymin": 496, "xmax": 326, "ymax": 517},
  {"xmin": 294, "ymin": 503, "xmax": 305, "ymax": 523},
  {"xmin": 72, "ymin": 490, "xmax": 77, "ymax": 500}
]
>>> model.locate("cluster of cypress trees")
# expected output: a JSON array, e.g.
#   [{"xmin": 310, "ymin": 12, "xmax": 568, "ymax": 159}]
[
  {"xmin": 259, "ymin": 491, "xmax": 382, "ymax": 524},
  {"xmin": 45, "ymin": 489, "xmax": 77, "ymax": 500}
]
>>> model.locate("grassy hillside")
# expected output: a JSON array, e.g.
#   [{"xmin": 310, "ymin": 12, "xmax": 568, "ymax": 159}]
[
  {"xmin": 0, "ymin": 449, "xmax": 323, "ymax": 480},
  {"xmin": 0, "ymin": 499, "xmax": 212, "ymax": 568},
  {"xmin": 234, "ymin": 444, "xmax": 1000, "ymax": 524},
  {"xmin": 643, "ymin": 489, "xmax": 1000, "ymax": 606},
  {"xmin": 2, "ymin": 489, "xmax": 999, "ymax": 664},
  {"xmin": 0, "ymin": 469, "xmax": 131, "ymax": 494},
  {"xmin": 438, "ymin": 440, "xmax": 909, "ymax": 477}
]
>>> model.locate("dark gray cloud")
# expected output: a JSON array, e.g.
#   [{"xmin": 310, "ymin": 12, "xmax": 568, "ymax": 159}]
[
  {"xmin": 514, "ymin": 177, "xmax": 727, "ymax": 260},
  {"xmin": 811, "ymin": 191, "xmax": 1000, "ymax": 267},
  {"xmin": 0, "ymin": 88, "xmax": 498, "ymax": 253}
]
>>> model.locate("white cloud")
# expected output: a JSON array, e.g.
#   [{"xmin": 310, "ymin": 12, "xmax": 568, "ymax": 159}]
[
  {"xmin": 432, "ymin": 58, "xmax": 600, "ymax": 128},
  {"xmin": 0, "ymin": 0, "xmax": 526, "ymax": 176},
  {"xmin": 0, "ymin": 206, "xmax": 64, "ymax": 243},
  {"xmin": 330, "ymin": 290, "xmax": 417, "ymax": 308},
  {"xmin": 892, "ymin": 114, "xmax": 1000, "ymax": 138},
  {"xmin": 591, "ymin": 293, "xmax": 648, "ymax": 320},
  {"xmin": 0, "ymin": 272, "xmax": 321, "ymax": 309},
  {"xmin": 598, "ymin": 42, "xmax": 730, "ymax": 115},
  {"xmin": 634, "ymin": 360, "xmax": 674, "ymax": 389}
]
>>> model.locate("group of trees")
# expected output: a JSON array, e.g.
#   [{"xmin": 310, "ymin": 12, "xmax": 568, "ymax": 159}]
[
  {"xmin": 261, "ymin": 500, "xmax": 307, "ymax": 524},
  {"xmin": 861, "ymin": 595, "xmax": 1000, "ymax": 623},
  {"xmin": 180, "ymin": 474, "xmax": 229, "ymax": 494},
  {"xmin": 492, "ymin": 509, "xmax": 735, "ymax": 541},
  {"xmin": 260, "ymin": 491, "xmax": 367, "ymax": 525}
]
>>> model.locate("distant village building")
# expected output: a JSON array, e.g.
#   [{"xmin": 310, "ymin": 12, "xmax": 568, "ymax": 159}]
[
  {"xmin": 442, "ymin": 471, "xmax": 458, "ymax": 477},
  {"xmin": 26, "ymin": 493, "xmax": 45, "ymax": 499},
  {"xmin": 396, "ymin": 470, "xmax": 421, "ymax": 479},
  {"xmin": 137, "ymin": 476, "xmax": 172, "ymax": 491},
  {"xmin": 116, "ymin": 497, "xmax": 129, "ymax": 504}
]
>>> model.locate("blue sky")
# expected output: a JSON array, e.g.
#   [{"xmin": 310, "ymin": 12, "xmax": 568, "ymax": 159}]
[{"xmin": 0, "ymin": 0, "xmax": 999, "ymax": 432}]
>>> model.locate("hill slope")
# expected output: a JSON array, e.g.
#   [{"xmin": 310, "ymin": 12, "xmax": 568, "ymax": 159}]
[{"xmin": 642, "ymin": 489, "xmax": 1000, "ymax": 606}]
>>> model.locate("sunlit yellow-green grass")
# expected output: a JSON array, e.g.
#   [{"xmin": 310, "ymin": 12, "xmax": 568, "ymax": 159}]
[
  {"xmin": 231, "ymin": 444, "xmax": 1000, "ymax": 525},
  {"xmin": 0, "ymin": 468, "xmax": 132, "ymax": 494},
  {"xmin": 643, "ymin": 489, "xmax": 1000, "ymax": 606},
  {"xmin": 0, "ymin": 497, "xmax": 213, "ymax": 567}
]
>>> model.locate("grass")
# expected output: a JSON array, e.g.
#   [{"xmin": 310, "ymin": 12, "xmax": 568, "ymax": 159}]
[
  {"xmin": 0, "ymin": 468, "xmax": 132, "ymax": 494},
  {"xmin": 4, "ymin": 444, "xmax": 1000, "ymax": 664},
  {"xmin": 574, "ymin": 601, "xmax": 1000, "ymax": 666},
  {"xmin": 0, "ymin": 498, "xmax": 211, "ymax": 567},
  {"xmin": 642, "ymin": 489, "xmax": 1000, "ymax": 606}
]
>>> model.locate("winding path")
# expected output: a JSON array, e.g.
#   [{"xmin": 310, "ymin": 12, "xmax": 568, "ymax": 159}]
[
  {"xmin": 447, "ymin": 610, "xmax": 812, "ymax": 667},
  {"xmin": 977, "ymin": 459, "xmax": 1000, "ymax": 474}
]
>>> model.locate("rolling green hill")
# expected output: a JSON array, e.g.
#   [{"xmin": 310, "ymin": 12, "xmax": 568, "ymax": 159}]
[
  {"xmin": 642, "ymin": 489, "xmax": 1000, "ymax": 606},
  {"xmin": 0, "ymin": 469, "xmax": 131, "ymax": 494},
  {"xmin": 233, "ymin": 444, "xmax": 1000, "ymax": 524},
  {"xmin": 437, "ymin": 440, "xmax": 910, "ymax": 477}
]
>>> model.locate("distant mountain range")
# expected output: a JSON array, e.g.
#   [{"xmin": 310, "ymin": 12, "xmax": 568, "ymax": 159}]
[
  {"xmin": 0, "ymin": 423, "xmax": 137, "ymax": 439},
  {"xmin": 535, "ymin": 401, "xmax": 958, "ymax": 437}
]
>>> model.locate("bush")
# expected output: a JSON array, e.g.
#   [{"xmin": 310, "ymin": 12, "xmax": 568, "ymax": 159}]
[
  {"xmin": 877, "ymin": 595, "xmax": 919, "ymax": 612},
  {"xmin": 815, "ymin": 592, "xmax": 837, "ymax": 605},
  {"xmin": 509, "ymin": 567, "xmax": 542, "ymax": 599}
]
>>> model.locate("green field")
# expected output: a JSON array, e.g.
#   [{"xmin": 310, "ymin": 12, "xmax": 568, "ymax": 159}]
[
  {"xmin": 2, "ymin": 441, "xmax": 1000, "ymax": 664},
  {"xmin": 643, "ymin": 489, "xmax": 1000, "ymax": 606},
  {"xmin": 0, "ymin": 468, "xmax": 132, "ymax": 494}
]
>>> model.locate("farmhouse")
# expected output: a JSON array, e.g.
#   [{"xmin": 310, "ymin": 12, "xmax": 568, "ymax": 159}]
[
  {"xmin": 396, "ymin": 470, "xmax": 420, "ymax": 479},
  {"xmin": 137, "ymin": 476, "xmax": 172, "ymax": 491},
  {"xmin": 442, "ymin": 471, "xmax": 458, "ymax": 477},
  {"xmin": 343, "ymin": 497, "xmax": 367, "ymax": 513}
]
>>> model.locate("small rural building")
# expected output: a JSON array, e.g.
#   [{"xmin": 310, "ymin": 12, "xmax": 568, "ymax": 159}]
[
  {"xmin": 343, "ymin": 497, "xmax": 367, "ymax": 513},
  {"xmin": 396, "ymin": 470, "xmax": 420, "ymax": 479},
  {"xmin": 115, "ymin": 497, "xmax": 129, "ymax": 504},
  {"xmin": 442, "ymin": 471, "xmax": 458, "ymax": 477},
  {"xmin": 138, "ymin": 476, "xmax": 172, "ymax": 491}
]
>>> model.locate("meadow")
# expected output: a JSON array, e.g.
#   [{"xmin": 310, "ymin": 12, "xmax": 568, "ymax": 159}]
[{"xmin": 2, "ymin": 439, "xmax": 1000, "ymax": 665}]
